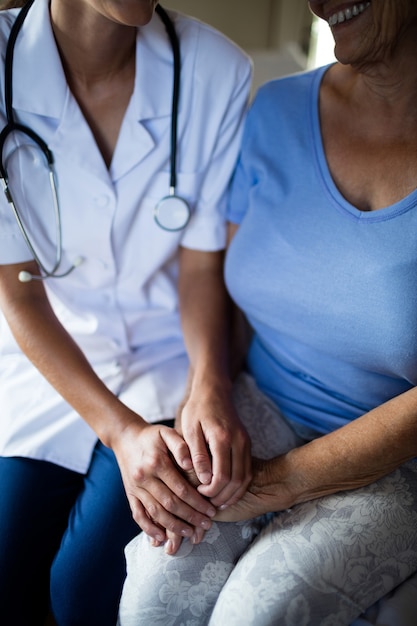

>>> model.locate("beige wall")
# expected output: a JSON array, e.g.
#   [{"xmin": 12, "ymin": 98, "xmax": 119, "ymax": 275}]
[
  {"xmin": 165, "ymin": 0, "xmax": 314, "ymax": 89},
  {"xmin": 165, "ymin": 0, "xmax": 313, "ymax": 53}
]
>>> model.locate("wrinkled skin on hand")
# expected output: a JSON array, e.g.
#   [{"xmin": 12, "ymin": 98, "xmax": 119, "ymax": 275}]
[{"xmin": 214, "ymin": 457, "xmax": 294, "ymax": 522}]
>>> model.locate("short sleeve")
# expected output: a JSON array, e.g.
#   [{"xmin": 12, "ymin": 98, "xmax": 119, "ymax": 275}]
[
  {"xmin": 177, "ymin": 20, "xmax": 252, "ymax": 251},
  {"xmin": 226, "ymin": 96, "xmax": 259, "ymax": 226}
]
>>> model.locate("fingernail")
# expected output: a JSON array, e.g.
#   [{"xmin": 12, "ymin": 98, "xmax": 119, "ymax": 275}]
[
  {"xmin": 218, "ymin": 504, "xmax": 228, "ymax": 511},
  {"xmin": 199, "ymin": 471, "xmax": 212, "ymax": 485},
  {"xmin": 207, "ymin": 506, "xmax": 216, "ymax": 517},
  {"xmin": 181, "ymin": 528, "xmax": 192, "ymax": 537},
  {"xmin": 200, "ymin": 519, "xmax": 211, "ymax": 530},
  {"xmin": 164, "ymin": 540, "xmax": 173, "ymax": 554}
]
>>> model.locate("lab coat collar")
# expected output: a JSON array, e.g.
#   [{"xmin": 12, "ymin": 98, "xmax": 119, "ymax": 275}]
[
  {"xmin": 133, "ymin": 9, "xmax": 175, "ymax": 122},
  {"xmin": 10, "ymin": 1, "xmax": 177, "ymax": 181},
  {"xmin": 108, "ymin": 11, "xmax": 176, "ymax": 181},
  {"xmin": 12, "ymin": 0, "xmax": 67, "ymax": 119},
  {"xmin": 11, "ymin": 0, "xmax": 176, "ymax": 123}
]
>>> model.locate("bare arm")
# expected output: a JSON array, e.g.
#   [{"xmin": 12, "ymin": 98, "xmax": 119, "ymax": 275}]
[
  {"xmin": 177, "ymin": 246, "xmax": 252, "ymax": 507},
  {"xmin": 215, "ymin": 387, "xmax": 417, "ymax": 521},
  {"xmin": 0, "ymin": 261, "xmax": 216, "ymax": 541}
]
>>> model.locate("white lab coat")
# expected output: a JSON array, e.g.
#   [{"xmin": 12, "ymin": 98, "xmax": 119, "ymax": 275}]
[{"xmin": 0, "ymin": 0, "xmax": 252, "ymax": 472}]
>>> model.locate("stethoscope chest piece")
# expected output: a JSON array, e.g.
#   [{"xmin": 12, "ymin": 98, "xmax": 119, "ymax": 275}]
[{"xmin": 154, "ymin": 192, "xmax": 191, "ymax": 231}]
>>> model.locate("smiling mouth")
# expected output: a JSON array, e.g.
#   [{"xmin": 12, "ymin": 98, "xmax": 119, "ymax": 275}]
[{"xmin": 328, "ymin": 2, "xmax": 371, "ymax": 26}]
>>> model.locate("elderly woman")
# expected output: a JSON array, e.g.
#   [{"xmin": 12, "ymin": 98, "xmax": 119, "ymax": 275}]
[{"xmin": 118, "ymin": 1, "xmax": 417, "ymax": 624}]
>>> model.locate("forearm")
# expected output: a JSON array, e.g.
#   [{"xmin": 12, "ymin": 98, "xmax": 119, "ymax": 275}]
[
  {"xmin": 177, "ymin": 247, "xmax": 252, "ymax": 504},
  {"xmin": 0, "ymin": 268, "xmax": 143, "ymax": 446},
  {"xmin": 0, "ymin": 263, "xmax": 218, "ymax": 543},
  {"xmin": 269, "ymin": 388, "xmax": 417, "ymax": 508},
  {"xmin": 178, "ymin": 247, "xmax": 232, "ymax": 393},
  {"xmin": 215, "ymin": 388, "xmax": 417, "ymax": 523}
]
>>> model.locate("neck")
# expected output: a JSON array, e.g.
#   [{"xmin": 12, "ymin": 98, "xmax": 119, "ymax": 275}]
[
  {"xmin": 335, "ymin": 31, "xmax": 417, "ymax": 125},
  {"xmin": 50, "ymin": 0, "xmax": 137, "ymax": 89}
]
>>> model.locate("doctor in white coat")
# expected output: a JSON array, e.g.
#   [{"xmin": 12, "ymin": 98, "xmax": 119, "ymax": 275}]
[{"xmin": 0, "ymin": 1, "xmax": 252, "ymax": 624}]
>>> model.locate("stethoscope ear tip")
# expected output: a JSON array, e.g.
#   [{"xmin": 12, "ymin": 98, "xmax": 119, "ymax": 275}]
[
  {"xmin": 17, "ymin": 256, "xmax": 84, "ymax": 283},
  {"xmin": 18, "ymin": 270, "xmax": 33, "ymax": 283}
]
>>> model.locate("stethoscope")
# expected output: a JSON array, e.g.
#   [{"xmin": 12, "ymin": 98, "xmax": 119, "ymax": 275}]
[{"xmin": 0, "ymin": 0, "xmax": 190, "ymax": 283}]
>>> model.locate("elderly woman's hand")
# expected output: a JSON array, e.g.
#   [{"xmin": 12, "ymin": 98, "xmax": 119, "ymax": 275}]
[{"xmin": 213, "ymin": 456, "xmax": 296, "ymax": 522}]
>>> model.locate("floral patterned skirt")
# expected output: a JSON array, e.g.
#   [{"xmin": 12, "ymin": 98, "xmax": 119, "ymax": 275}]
[{"xmin": 118, "ymin": 374, "xmax": 417, "ymax": 626}]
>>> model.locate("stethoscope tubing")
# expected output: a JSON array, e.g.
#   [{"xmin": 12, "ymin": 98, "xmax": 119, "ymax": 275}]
[
  {"xmin": 155, "ymin": 3, "xmax": 180, "ymax": 193},
  {"xmin": 0, "ymin": 1, "xmax": 188, "ymax": 282}
]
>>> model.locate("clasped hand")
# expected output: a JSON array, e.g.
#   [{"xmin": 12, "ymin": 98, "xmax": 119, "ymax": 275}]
[
  {"xmin": 113, "ymin": 421, "xmax": 216, "ymax": 547},
  {"xmin": 113, "ymin": 390, "xmax": 252, "ymax": 555}
]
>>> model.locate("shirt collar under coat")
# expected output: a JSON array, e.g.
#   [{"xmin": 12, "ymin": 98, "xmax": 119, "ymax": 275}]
[{"xmin": 10, "ymin": 0, "xmax": 176, "ymax": 179}]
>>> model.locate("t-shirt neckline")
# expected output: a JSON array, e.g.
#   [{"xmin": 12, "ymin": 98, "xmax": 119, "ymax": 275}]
[{"xmin": 310, "ymin": 64, "xmax": 417, "ymax": 223}]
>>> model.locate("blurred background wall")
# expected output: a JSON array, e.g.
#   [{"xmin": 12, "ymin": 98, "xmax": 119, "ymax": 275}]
[
  {"xmin": 165, "ymin": 0, "xmax": 336, "ymax": 94},
  {"xmin": 0, "ymin": 1, "xmax": 336, "ymax": 94}
]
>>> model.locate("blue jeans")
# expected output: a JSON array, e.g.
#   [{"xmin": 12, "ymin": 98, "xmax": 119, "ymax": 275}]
[{"xmin": 0, "ymin": 442, "xmax": 139, "ymax": 626}]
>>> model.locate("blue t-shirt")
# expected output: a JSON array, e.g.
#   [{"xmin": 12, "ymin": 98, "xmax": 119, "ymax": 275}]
[{"xmin": 225, "ymin": 65, "xmax": 417, "ymax": 435}]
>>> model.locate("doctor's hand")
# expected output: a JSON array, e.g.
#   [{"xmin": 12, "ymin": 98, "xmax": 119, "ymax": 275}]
[
  {"xmin": 176, "ymin": 382, "xmax": 252, "ymax": 510},
  {"xmin": 112, "ymin": 421, "xmax": 216, "ymax": 544},
  {"xmin": 154, "ymin": 466, "xmax": 208, "ymax": 556}
]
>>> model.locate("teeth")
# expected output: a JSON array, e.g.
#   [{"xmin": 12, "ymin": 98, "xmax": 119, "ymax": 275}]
[{"xmin": 328, "ymin": 2, "xmax": 370, "ymax": 27}]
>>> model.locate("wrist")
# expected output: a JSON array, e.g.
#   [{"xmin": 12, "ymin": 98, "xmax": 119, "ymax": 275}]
[
  {"xmin": 277, "ymin": 444, "xmax": 325, "ymax": 507},
  {"xmin": 189, "ymin": 370, "xmax": 233, "ymax": 399},
  {"xmin": 251, "ymin": 454, "xmax": 301, "ymax": 511},
  {"xmin": 95, "ymin": 400, "xmax": 147, "ymax": 449}
]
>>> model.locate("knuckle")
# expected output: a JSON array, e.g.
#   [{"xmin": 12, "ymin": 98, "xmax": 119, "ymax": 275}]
[
  {"xmin": 186, "ymin": 512, "xmax": 203, "ymax": 526},
  {"xmin": 176, "ymin": 437, "xmax": 191, "ymax": 452},
  {"xmin": 132, "ymin": 465, "xmax": 146, "ymax": 483},
  {"xmin": 146, "ymin": 502, "xmax": 158, "ymax": 519},
  {"xmin": 148, "ymin": 454, "xmax": 164, "ymax": 473},
  {"xmin": 132, "ymin": 455, "xmax": 168, "ymax": 482},
  {"xmin": 216, "ymin": 431, "xmax": 233, "ymax": 448},
  {"xmin": 166, "ymin": 519, "xmax": 182, "ymax": 534},
  {"xmin": 161, "ymin": 495, "xmax": 176, "ymax": 512},
  {"xmin": 193, "ymin": 453, "xmax": 209, "ymax": 468},
  {"xmin": 175, "ymin": 481, "xmax": 188, "ymax": 500}
]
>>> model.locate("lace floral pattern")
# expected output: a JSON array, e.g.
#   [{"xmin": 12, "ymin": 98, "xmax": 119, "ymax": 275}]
[
  {"xmin": 118, "ymin": 374, "xmax": 417, "ymax": 626},
  {"xmin": 118, "ymin": 520, "xmax": 260, "ymax": 625},
  {"xmin": 209, "ymin": 463, "xmax": 417, "ymax": 625}
]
